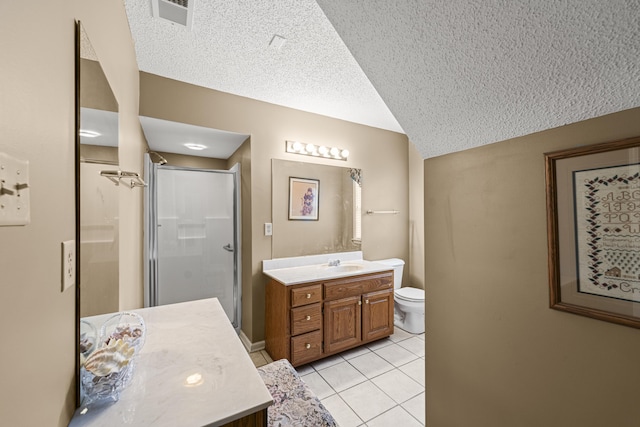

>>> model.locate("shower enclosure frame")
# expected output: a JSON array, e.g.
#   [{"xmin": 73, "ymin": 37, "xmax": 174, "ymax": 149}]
[{"xmin": 143, "ymin": 154, "xmax": 242, "ymax": 333}]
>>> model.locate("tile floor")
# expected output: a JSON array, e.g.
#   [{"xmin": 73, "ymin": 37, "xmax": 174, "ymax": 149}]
[{"xmin": 250, "ymin": 328, "xmax": 425, "ymax": 426}]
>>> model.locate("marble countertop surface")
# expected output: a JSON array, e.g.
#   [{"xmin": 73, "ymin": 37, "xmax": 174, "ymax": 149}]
[
  {"xmin": 70, "ymin": 298, "xmax": 273, "ymax": 427},
  {"xmin": 262, "ymin": 251, "xmax": 392, "ymax": 285}
]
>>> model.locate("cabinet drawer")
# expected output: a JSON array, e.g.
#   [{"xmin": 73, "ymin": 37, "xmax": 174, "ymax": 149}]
[
  {"xmin": 291, "ymin": 303, "xmax": 322, "ymax": 336},
  {"xmin": 324, "ymin": 272, "xmax": 393, "ymax": 301},
  {"xmin": 291, "ymin": 285, "xmax": 322, "ymax": 307},
  {"xmin": 291, "ymin": 330, "xmax": 322, "ymax": 365}
]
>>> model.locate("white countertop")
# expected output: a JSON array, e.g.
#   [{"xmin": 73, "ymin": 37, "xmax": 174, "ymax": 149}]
[
  {"xmin": 262, "ymin": 252, "xmax": 392, "ymax": 285},
  {"xmin": 69, "ymin": 298, "xmax": 273, "ymax": 427}
]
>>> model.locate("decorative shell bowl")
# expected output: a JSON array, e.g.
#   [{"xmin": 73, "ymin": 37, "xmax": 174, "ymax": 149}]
[{"xmin": 80, "ymin": 312, "xmax": 146, "ymax": 406}]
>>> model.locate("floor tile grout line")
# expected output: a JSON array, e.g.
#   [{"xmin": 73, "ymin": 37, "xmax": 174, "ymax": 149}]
[
  {"xmin": 334, "ymin": 379, "xmax": 396, "ymax": 424},
  {"xmin": 332, "ymin": 365, "xmax": 424, "ymax": 407},
  {"xmin": 316, "ymin": 359, "xmax": 422, "ymax": 420},
  {"xmin": 365, "ymin": 401, "xmax": 424, "ymax": 426},
  {"xmin": 312, "ymin": 349, "xmax": 425, "ymax": 424},
  {"xmin": 311, "ymin": 361, "xmax": 394, "ymax": 424},
  {"xmin": 249, "ymin": 331, "xmax": 425, "ymax": 426},
  {"xmin": 325, "ymin": 392, "xmax": 365, "ymax": 426}
]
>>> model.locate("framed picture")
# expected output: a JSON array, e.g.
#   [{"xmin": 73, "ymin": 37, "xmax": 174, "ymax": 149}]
[
  {"xmin": 545, "ymin": 136, "xmax": 640, "ymax": 328},
  {"xmin": 289, "ymin": 177, "xmax": 319, "ymax": 221}
]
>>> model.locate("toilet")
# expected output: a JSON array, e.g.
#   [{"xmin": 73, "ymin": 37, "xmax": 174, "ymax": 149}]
[{"xmin": 375, "ymin": 258, "xmax": 425, "ymax": 334}]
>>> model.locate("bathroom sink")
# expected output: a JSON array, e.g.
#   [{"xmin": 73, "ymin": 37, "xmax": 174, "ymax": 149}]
[{"xmin": 320, "ymin": 263, "xmax": 364, "ymax": 273}]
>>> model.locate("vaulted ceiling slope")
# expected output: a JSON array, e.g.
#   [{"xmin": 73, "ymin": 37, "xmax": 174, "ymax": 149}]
[
  {"xmin": 125, "ymin": 1, "xmax": 639, "ymax": 159},
  {"xmin": 124, "ymin": 0, "xmax": 403, "ymax": 135},
  {"xmin": 317, "ymin": 0, "xmax": 640, "ymax": 158}
]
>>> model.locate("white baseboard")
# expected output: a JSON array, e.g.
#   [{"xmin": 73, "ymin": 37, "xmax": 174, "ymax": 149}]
[{"xmin": 239, "ymin": 330, "xmax": 265, "ymax": 353}]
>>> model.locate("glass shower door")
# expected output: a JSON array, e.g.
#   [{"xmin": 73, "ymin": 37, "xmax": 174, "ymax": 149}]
[{"xmin": 154, "ymin": 167, "xmax": 238, "ymax": 326}]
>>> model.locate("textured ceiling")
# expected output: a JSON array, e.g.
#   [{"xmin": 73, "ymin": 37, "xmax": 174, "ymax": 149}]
[
  {"xmin": 317, "ymin": 0, "xmax": 640, "ymax": 157},
  {"xmin": 125, "ymin": 1, "xmax": 640, "ymax": 159},
  {"xmin": 124, "ymin": 0, "xmax": 402, "ymax": 136}
]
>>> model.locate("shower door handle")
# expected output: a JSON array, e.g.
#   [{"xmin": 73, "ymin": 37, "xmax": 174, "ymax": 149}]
[{"xmin": 223, "ymin": 243, "xmax": 234, "ymax": 252}]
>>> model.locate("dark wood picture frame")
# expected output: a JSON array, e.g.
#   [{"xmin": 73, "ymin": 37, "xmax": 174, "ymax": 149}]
[{"xmin": 545, "ymin": 136, "xmax": 640, "ymax": 328}]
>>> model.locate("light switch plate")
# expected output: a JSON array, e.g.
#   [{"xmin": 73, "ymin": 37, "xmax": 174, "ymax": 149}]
[
  {"xmin": 264, "ymin": 222, "xmax": 273, "ymax": 236},
  {"xmin": 62, "ymin": 240, "xmax": 75, "ymax": 292},
  {"xmin": 0, "ymin": 152, "xmax": 30, "ymax": 226}
]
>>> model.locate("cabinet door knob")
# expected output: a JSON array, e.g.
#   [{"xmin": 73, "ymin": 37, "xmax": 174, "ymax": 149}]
[
  {"xmin": 306, "ymin": 315, "xmax": 311, "ymax": 321},
  {"xmin": 365, "ymin": 299, "xmax": 369, "ymax": 304},
  {"xmin": 358, "ymin": 300, "xmax": 362, "ymax": 306},
  {"xmin": 305, "ymin": 343, "xmax": 311, "ymax": 349},
  {"xmin": 306, "ymin": 293, "xmax": 311, "ymax": 299}
]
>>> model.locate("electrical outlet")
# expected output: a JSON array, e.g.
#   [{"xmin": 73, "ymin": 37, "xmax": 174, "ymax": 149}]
[
  {"xmin": 264, "ymin": 222, "xmax": 273, "ymax": 236},
  {"xmin": 62, "ymin": 240, "xmax": 75, "ymax": 292}
]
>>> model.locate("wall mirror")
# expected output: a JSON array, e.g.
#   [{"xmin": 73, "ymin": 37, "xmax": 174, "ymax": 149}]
[
  {"xmin": 272, "ymin": 159, "xmax": 362, "ymax": 258},
  {"xmin": 77, "ymin": 22, "xmax": 120, "ymax": 319}
]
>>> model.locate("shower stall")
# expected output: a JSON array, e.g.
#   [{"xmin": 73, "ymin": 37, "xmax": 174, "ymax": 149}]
[{"xmin": 144, "ymin": 156, "xmax": 242, "ymax": 332}]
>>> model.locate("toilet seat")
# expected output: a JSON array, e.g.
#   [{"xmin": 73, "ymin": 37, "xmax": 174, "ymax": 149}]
[{"xmin": 395, "ymin": 287, "xmax": 424, "ymax": 302}]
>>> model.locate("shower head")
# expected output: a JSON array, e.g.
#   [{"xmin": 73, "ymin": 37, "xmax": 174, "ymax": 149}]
[{"xmin": 149, "ymin": 151, "xmax": 168, "ymax": 165}]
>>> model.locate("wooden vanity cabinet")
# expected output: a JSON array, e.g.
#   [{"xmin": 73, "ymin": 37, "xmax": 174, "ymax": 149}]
[
  {"xmin": 362, "ymin": 289, "xmax": 395, "ymax": 342},
  {"xmin": 265, "ymin": 270, "xmax": 394, "ymax": 367},
  {"xmin": 323, "ymin": 295, "xmax": 362, "ymax": 354}
]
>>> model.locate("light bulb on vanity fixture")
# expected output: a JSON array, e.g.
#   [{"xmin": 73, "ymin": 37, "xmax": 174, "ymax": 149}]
[{"xmin": 285, "ymin": 140, "xmax": 349, "ymax": 161}]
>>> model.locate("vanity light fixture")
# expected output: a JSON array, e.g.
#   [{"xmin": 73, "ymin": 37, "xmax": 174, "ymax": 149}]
[
  {"xmin": 184, "ymin": 143, "xmax": 207, "ymax": 151},
  {"xmin": 79, "ymin": 129, "xmax": 101, "ymax": 138},
  {"xmin": 285, "ymin": 140, "xmax": 349, "ymax": 161}
]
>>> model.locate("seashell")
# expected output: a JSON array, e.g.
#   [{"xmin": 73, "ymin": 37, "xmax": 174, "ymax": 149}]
[
  {"xmin": 83, "ymin": 339, "xmax": 135, "ymax": 377},
  {"xmin": 105, "ymin": 325, "xmax": 143, "ymax": 348},
  {"xmin": 100, "ymin": 312, "xmax": 146, "ymax": 354}
]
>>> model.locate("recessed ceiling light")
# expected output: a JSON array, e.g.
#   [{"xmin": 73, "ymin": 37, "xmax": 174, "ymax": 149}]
[
  {"xmin": 79, "ymin": 129, "xmax": 101, "ymax": 138},
  {"xmin": 184, "ymin": 143, "xmax": 207, "ymax": 150}
]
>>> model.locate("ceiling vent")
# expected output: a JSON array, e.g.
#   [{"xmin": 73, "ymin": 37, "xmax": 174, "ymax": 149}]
[{"xmin": 152, "ymin": 0, "xmax": 194, "ymax": 29}]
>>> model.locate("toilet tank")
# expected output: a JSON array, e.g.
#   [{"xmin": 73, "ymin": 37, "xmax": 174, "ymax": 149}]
[{"xmin": 374, "ymin": 258, "xmax": 405, "ymax": 290}]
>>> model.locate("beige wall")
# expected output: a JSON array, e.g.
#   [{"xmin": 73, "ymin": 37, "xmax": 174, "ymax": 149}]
[
  {"xmin": 156, "ymin": 151, "xmax": 228, "ymax": 170},
  {"xmin": 227, "ymin": 138, "xmax": 253, "ymax": 337},
  {"xmin": 79, "ymin": 58, "xmax": 118, "ymax": 112},
  {"xmin": 0, "ymin": 1, "xmax": 142, "ymax": 425},
  {"xmin": 425, "ymin": 107, "xmax": 640, "ymax": 426},
  {"xmin": 140, "ymin": 73, "xmax": 410, "ymax": 342},
  {"xmin": 271, "ymin": 160, "xmax": 359, "ymax": 258},
  {"xmin": 80, "ymin": 161, "xmax": 119, "ymax": 317},
  {"xmin": 80, "ymin": 145, "xmax": 118, "ymax": 165},
  {"xmin": 408, "ymin": 141, "xmax": 425, "ymax": 289}
]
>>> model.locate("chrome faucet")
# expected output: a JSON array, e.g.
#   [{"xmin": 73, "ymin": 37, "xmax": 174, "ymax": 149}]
[{"xmin": 328, "ymin": 259, "xmax": 341, "ymax": 267}]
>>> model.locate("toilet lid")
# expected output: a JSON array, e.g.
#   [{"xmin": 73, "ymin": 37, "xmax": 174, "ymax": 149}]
[{"xmin": 395, "ymin": 287, "xmax": 425, "ymax": 302}]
